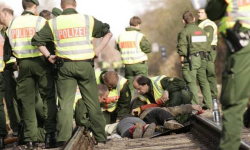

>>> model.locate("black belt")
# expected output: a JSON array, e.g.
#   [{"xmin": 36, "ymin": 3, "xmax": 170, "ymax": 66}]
[
  {"xmin": 191, "ymin": 51, "xmax": 207, "ymax": 58},
  {"xmin": 63, "ymin": 59, "xmax": 93, "ymax": 62}
]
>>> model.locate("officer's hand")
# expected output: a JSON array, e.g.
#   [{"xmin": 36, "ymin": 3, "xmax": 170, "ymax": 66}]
[
  {"xmin": 131, "ymin": 107, "xmax": 141, "ymax": 116},
  {"xmin": 181, "ymin": 63, "xmax": 184, "ymax": 67},
  {"xmin": 160, "ymin": 90, "xmax": 169, "ymax": 103},
  {"xmin": 48, "ymin": 55, "xmax": 57, "ymax": 64},
  {"xmin": 191, "ymin": 105, "xmax": 202, "ymax": 111}
]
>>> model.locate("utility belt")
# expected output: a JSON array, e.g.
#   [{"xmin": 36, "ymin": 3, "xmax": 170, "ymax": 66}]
[
  {"xmin": 54, "ymin": 58, "xmax": 94, "ymax": 69},
  {"xmin": 220, "ymin": 20, "xmax": 250, "ymax": 54},
  {"xmin": 126, "ymin": 61, "xmax": 145, "ymax": 65},
  {"xmin": 191, "ymin": 51, "xmax": 207, "ymax": 59}
]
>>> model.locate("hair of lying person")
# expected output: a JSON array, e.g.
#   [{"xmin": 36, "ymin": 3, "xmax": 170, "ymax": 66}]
[
  {"xmin": 130, "ymin": 16, "xmax": 141, "ymax": 26},
  {"xmin": 39, "ymin": 10, "xmax": 52, "ymax": 20},
  {"xmin": 97, "ymin": 84, "xmax": 108, "ymax": 97},
  {"xmin": 137, "ymin": 76, "xmax": 150, "ymax": 86}
]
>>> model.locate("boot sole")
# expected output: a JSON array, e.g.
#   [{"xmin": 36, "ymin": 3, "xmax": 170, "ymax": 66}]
[
  {"xmin": 143, "ymin": 123, "xmax": 156, "ymax": 138},
  {"xmin": 133, "ymin": 123, "xmax": 143, "ymax": 139}
]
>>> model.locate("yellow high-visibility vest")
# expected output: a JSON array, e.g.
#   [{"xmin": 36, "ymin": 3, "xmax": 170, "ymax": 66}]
[
  {"xmin": 6, "ymin": 57, "xmax": 16, "ymax": 64},
  {"xmin": 6, "ymin": 15, "xmax": 46, "ymax": 58},
  {"xmin": 117, "ymin": 30, "xmax": 148, "ymax": 64},
  {"xmin": 48, "ymin": 14, "xmax": 95, "ymax": 60},
  {"xmin": 198, "ymin": 19, "xmax": 218, "ymax": 46},
  {"xmin": 219, "ymin": 0, "xmax": 250, "ymax": 33},
  {"xmin": 0, "ymin": 33, "xmax": 5, "ymax": 72},
  {"xmin": 95, "ymin": 71, "xmax": 128, "ymax": 112},
  {"xmin": 138, "ymin": 75, "xmax": 166, "ymax": 104}
]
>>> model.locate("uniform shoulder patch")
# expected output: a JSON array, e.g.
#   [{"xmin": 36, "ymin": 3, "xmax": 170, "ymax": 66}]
[{"xmin": 194, "ymin": 31, "xmax": 202, "ymax": 35}]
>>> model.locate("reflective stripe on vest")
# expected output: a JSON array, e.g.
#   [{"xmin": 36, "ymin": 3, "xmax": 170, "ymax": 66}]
[
  {"xmin": 118, "ymin": 31, "xmax": 148, "ymax": 64},
  {"xmin": 6, "ymin": 57, "xmax": 16, "ymax": 64},
  {"xmin": 198, "ymin": 19, "xmax": 218, "ymax": 46},
  {"xmin": 7, "ymin": 15, "xmax": 45, "ymax": 58},
  {"xmin": 219, "ymin": 0, "xmax": 250, "ymax": 33},
  {"xmin": 48, "ymin": 14, "xmax": 95, "ymax": 60},
  {"xmin": 95, "ymin": 71, "xmax": 127, "ymax": 112},
  {"xmin": 0, "ymin": 33, "xmax": 5, "ymax": 72},
  {"xmin": 138, "ymin": 75, "xmax": 166, "ymax": 104}
]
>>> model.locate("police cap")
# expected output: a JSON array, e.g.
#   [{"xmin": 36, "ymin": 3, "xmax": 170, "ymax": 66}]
[
  {"xmin": 52, "ymin": 7, "xmax": 62, "ymax": 17},
  {"xmin": 24, "ymin": 0, "xmax": 39, "ymax": 6}
]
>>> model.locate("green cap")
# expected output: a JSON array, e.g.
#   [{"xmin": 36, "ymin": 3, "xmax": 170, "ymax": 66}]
[
  {"xmin": 28, "ymin": 0, "xmax": 39, "ymax": 6},
  {"xmin": 52, "ymin": 7, "xmax": 62, "ymax": 17}
]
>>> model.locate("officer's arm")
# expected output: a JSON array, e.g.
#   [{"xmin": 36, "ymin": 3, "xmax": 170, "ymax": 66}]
[
  {"xmin": 204, "ymin": 26, "xmax": 214, "ymax": 46},
  {"xmin": 116, "ymin": 82, "xmax": 131, "ymax": 120},
  {"xmin": 160, "ymin": 77, "xmax": 186, "ymax": 94},
  {"xmin": 140, "ymin": 36, "xmax": 151, "ymax": 53},
  {"xmin": 177, "ymin": 32, "xmax": 188, "ymax": 56},
  {"xmin": 3, "ymin": 34, "xmax": 12, "ymax": 62},
  {"xmin": 92, "ymin": 18, "xmax": 113, "ymax": 56},
  {"xmin": 32, "ymin": 23, "xmax": 56, "ymax": 63}
]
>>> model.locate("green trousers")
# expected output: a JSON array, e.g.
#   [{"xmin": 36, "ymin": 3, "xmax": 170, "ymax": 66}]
[
  {"xmin": 75, "ymin": 98, "xmax": 91, "ymax": 128},
  {"xmin": 207, "ymin": 49, "xmax": 218, "ymax": 99},
  {"xmin": 219, "ymin": 42, "xmax": 250, "ymax": 150},
  {"xmin": 197, "ymin": 58, "xmax": 212, "ymax": 109},
  {"xmin": 4, "ymin": 68, "xmax": 21, "ymax": 133},
  {"xmin": 125, "ymin": 63, "xmax": 148, "ymax": 97},
  {"xmin": 56, "ymin": 61, "xmax": 106, "ymax": 142},
  {"xmin": 17, "ymin": 56, "xmax": 57, "ymax": 142},
  {"xmin": 0, "ymin": 73, "xmax": 7, "ymax": 136}
]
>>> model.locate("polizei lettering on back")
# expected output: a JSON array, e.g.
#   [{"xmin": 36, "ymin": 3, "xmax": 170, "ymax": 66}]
[
  {"xmin": 11, "ymin": 27, "xmax": 36, "ymax": 39},
  {"xmin": 57, "ymin": 27, "xmax": 87, "ymax": 40}
]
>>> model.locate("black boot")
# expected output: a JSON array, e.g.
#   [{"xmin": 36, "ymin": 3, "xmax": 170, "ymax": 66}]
[
  {"xmin": 26, "ymin": 141, "xmax": 37, "ymax": 150},
  {"xmin": 244, "ymin": 106, "xmax": 250, "ymax": 128},
  {"xmin": 17, "ymin": 121, "xmax": 25, "ymax": 145},
  {"xmin": 45, "ymin": 133, "xmax": 57, "ymax": 148},
  {"xmin": 0, "ymin": 136, "xmax": 5, "ymax": 149}
]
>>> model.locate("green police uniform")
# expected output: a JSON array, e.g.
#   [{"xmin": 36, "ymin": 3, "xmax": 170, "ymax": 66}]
[
  {"xmin": 135, "ymin": 76, "xmax": 192, "ymax": 108},
  {"xmin": 177, "ymin": 23, "xmax": 212, "ymax": 108},
  {"xmin": 32, "ymin": 8, "xmax": 109, "ymax": 143},
  {"xmin": 198, "ymin": 19, "xmax": 218, "ymax": 100},
  {"xmin": 4, "ymin": 11, "xmax": 57, "ymax": 142},
  {"xmin": 115, "ymin": 27, "xmax": 151, "ymax": 96},
  {"xmin": 0, "ymin": 28, "xmax": 21, "ymax": 133},
  {"xmin": 206, "ymin": 0, "xmax": 250, "ymax": 149},
  {"xmin": 0, "ymin": 30, "xmax": 7, "ymax": 139},
  {"xmin": 96, "ymin": 71, "xmax": 131, "ymax": 124}
]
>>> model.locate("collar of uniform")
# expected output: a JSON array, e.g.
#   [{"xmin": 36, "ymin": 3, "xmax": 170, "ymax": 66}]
[
  {"xmin": 62, "ymin": 8, "xmax": 78, "ymax": 15},
  {"xmin": 185, "ymin": 23, "xmax": 196, "ymax": 27},
  {"xmin": 197, "ymin": 19, "xmax": 207, "ymax": 25},
  {"xmin": 125, "ymin": 27, "xmax": 140, "ymax": 32},
  {"xmin": 145, "ymin": 81, "xmax": 154, "ymax": 98},
  {"xmin": 21, "ymin": 11, "xmax": 35, "ymax": 16}
]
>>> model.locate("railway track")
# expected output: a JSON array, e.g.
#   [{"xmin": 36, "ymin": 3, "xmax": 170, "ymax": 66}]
[{"xmin": 63, "ymin": 114, "xmax": 250, "ymax": 150}]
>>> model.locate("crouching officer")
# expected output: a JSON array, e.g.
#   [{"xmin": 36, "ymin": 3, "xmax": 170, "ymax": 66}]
[
  {"xmin": 4, "ymin": 0, "xmax": 57, "ymax": 148},
  {"xmin": 95, "ymin": 71, "xmax": 131, "ymax": 124},
  {"xmin": 32, "ymin": 0, "xmax": 112, "ymax": 146},
  {"xmin": 177, "ymin": 11, "xmax": 211, "ymax": 108}
]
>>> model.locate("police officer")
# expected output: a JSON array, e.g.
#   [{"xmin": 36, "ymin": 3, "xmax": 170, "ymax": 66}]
[
  {"xmin": 0, "ymin": 4, "xmax": 21, "ymax": 137},
  {"xmin": 202, "ymin": 0, "xmax": 250, "ymax": 149},
  {"xmin": 115, "ymin": 16, "xmax": 151, "ymax": 96},
  {"xmin": 177, "ymin": 11, "xmax": 211, "ymax": 108},
  {"xmin": 32, "ymin": 0, "xmax": 112, "ymax": 145},
  {"xmin": 0, "ymin": 13, "xmax": 7, "ymax": 150},
  {"xmin": 4, "ymin": 0, "xmax": 57, "ymax": 148},
  {"xmin": 95, "ymin": 71, "xmax": 131, "ymax": 124},
  {"xmin": 197, "ymin": 9, "xmax": 219, "ymax": 107},
  {"xmin": 132, "ymin": 75, "xmax": 192, "ymax": 110}
]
